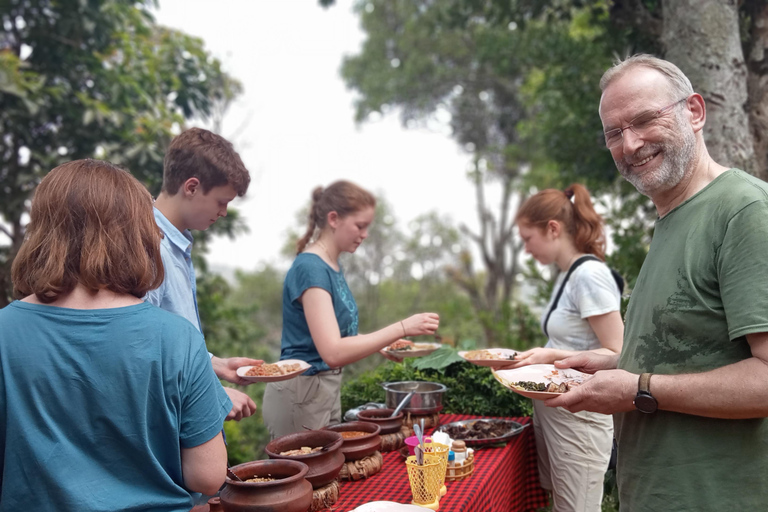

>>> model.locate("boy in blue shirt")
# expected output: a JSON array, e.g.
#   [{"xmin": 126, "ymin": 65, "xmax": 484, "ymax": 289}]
[{"xmin": 145, "ymin": 127, "xmax": 261, "ymax": 421}]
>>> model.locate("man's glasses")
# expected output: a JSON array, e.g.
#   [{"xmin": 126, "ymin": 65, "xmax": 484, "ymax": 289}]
[{"xmin": 604, "ymin": 97, "xmax": 689, "ymax": 149}]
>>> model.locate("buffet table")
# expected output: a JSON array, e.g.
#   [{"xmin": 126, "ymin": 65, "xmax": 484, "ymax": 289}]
[{"xmin": 331, "ymin": 414, "xmax": 549, "ymax": 512}]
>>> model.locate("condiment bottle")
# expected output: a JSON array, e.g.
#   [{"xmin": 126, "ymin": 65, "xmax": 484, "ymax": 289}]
[
  {"xmin": 447, "ymin": 450, "xmax": 455, "ymax": 467},
  {"xmin": 452, "ymin": 440, "xmax": 467, "ymax": 465}
]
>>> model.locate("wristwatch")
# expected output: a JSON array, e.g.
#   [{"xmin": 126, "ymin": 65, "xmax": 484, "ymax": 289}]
[{"xmin": 634, "ymin": 373, "xmax": 658, "ymax": 414}]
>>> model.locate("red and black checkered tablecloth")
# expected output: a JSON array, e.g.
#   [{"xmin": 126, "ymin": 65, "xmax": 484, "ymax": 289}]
[{"xmin": 330, "ymin": 414, "xmax": 549, "ymax": 511}]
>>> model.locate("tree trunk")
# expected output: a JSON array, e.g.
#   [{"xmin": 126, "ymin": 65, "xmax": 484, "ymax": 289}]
[
  {"xmin": 663, "ymin": 0, "xmax": 755, "ymax": 175},
  {"xmin": 745, "ymin": 1, "xmax": 768, "ymax": 181}
]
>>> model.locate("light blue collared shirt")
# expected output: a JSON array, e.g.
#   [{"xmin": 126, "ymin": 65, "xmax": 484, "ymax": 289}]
[{"xmin": 144, "ymin": 207, "xmax": 203, "ymax": 335}]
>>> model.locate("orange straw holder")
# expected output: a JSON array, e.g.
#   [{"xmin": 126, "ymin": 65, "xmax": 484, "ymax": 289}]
[
  {"xmin": 405, "ymin": 453, "xmax": 443, "ymax": 510},
  {"xmin": 423, "ymin": 441, "xmax": 449, "ymax": 497}
]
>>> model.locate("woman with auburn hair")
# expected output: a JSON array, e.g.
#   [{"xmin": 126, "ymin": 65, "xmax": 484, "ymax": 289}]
[
  {"xmin": 0, "ymin": 160, "xmax": 230, "ymax": 511},
  {"xmin": 262, "ymin": 180, "xmax": 440, "ymax": 438},
  {"xmin": 508, "ymin": 183, "xmax": 624, "ymax": 512}
]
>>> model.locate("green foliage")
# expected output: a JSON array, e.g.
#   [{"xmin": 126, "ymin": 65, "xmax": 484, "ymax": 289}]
[
  {"xmin": 0, "ymin": 0, "xmax": 240, "ymax": 305},
  {"xmin": 411, "ymin": 346, "xmax": 465, "ymax": 371},
  {"xmin": 341, "ymin": 359, "xmax": 533, "ymax": 418}
]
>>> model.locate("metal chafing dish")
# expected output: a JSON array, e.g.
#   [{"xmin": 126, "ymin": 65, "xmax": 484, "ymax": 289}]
[{"xmin": 381, "ymin": 381, "xmax": 448, "ymax": 415}]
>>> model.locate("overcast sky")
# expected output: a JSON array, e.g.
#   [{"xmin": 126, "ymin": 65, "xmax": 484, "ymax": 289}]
[{"xmin": 154, "ymin": 0, "xmax": 479, "ymax": 273}]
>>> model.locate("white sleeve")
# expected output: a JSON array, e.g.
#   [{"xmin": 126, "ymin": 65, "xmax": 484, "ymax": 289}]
[{"xmin": 569, "ymin": 261, "xmax": 621, "ymax": 319}]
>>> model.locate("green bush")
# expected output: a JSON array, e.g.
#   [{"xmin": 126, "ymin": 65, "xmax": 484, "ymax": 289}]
[{"xmin": 341, "ymin": 359, "xmax": 533, "ymax": 418}]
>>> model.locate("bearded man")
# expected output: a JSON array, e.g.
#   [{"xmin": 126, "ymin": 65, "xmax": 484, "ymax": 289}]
[{"xmin": 547, "ymin": 54, "xmax": 768, "ymax": 511}]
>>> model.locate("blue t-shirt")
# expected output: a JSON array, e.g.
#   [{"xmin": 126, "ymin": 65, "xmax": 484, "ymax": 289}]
[
  {"xmin": 281, "ymin": 253, "xmax": 359, "ymax": 374},
  {"xmin": 0, "ymin": 301, "xmax": 232, "ymax": 512}
]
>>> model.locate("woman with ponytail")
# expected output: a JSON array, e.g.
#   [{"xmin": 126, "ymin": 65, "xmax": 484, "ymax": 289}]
[
  {"xmin": 262, "ymin": 180, "xmax": 440, "ymax": 438},
  {"xmin": 510, "ymin": 183, "xmax": 623, "ymax": 511}
]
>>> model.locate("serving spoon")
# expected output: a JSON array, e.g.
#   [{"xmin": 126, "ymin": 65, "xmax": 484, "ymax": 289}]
[
  {"xmin": 227, "ymin": 466, "xmax": 243, "ymax": 482},
  {"xmin": 391, "ymin": 390, "xmax": 415, "ymax": 417}
]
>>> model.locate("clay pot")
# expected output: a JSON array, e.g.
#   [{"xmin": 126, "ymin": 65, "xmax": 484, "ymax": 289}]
[
  {"xmin": 323, "ymin": 421, "xmax": 382, "ymax": 461},
  {"xmin": 356, "ymin": 408, "xmax": 404, "ymax": 435},
  {"xmin": 220, "ymin": 459, "xmax": 313, "ymax": 512},
  {"xmin": 208, "ymin": 497, "xmax": 224, "ymax": 512},
  {"xmin": 265, "ymin": 430, "xmax": 344, "ymax": 489}
]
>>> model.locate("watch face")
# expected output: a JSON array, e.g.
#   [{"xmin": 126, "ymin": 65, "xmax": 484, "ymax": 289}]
[{"xmin": 634, "ymin": 393, "xmax": 658, "ymax": 414}]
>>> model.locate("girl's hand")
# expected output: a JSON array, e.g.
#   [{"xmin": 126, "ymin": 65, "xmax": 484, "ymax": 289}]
[
  {"xmin": 497, "ymin": 347, "xmax": 558, "ymax": 369},
  {"xmin": 401, "ymin": 313, "xmax": 440, "ymax": 336}
]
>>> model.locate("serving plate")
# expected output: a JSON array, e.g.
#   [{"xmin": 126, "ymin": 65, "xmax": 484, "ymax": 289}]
[
  {"xmin": 383, "ymin": 342, "xmax": 442, "ymax": 358},
  {"xmin": 458, "ymin": 348, "xmax": 518, "ymax": 368},
  {"xmin": 433, "ymin": 418, "xmax": 526, "ymax": 447},
  {"xmin": 492, "ymin": 364, "xmax": 590, "ymax": 400},
  {"xmin": 236, "ymin": 359, "xmax": 310, "ymax": 383}
]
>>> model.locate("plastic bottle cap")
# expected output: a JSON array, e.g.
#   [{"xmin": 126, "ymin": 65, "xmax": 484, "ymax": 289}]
[
  {"xmin": 448, "ymin": 451, "xmax": 455, "ymax": 461},
  {"xmin": 452, "ymin": 440, "xmax": 466, "ymax": 451}
]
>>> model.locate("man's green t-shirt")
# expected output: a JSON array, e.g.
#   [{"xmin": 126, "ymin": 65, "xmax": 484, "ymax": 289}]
[{"xmin": 615, "ymin": 169, "xmax": 768, "ymax": 510}]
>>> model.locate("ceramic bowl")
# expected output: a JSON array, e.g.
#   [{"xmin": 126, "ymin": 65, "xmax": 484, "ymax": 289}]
[
  {"xmin": 265, "ymin": 430, "xmax": 344, "ymax": 489},
  {"xmin": 356, "ymin": 408, "xmax": 404, "ymax": 435},
  {"xmin": 221, "ymin": 459, "xmax": 313, "ymax": 512},
  {"xmin": 323, "ymin": 421, "xmax": 382, "ymax": 461}
]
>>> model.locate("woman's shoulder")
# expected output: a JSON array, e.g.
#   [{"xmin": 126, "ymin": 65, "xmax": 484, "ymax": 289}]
[
  {"xmin": 291, "ymin": 252, "xmax": 339, "ymax": 274},
  {"xmin": 570, "ymin": 258, "xmax": 614, "ymax": 284}
]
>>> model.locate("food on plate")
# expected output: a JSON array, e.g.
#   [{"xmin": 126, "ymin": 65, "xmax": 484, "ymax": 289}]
[
  {"xmin": 245, "ymin": 362, "xmax": 302, "ymax": 377},
  {"xmin": 464, "ymin": 349, "xmax": 517, "ymax": 361},
  {"xmin": 387, "ymin": 340, "xmax": 413, "ymax": 351},
  {"xmin": 510, "ymin": 369, "xmax": 584, "ymax": 393},
  {"xmin": 442, "ymin": 420, "xmax": 514, "ymax": 441},
  {"xmin": 339, "ymin": 431, "xmax": 370, "ymax": 439},
  {"xmin": 279, "ymin": 446, "xmax": 323, "ymax": 456},
  {"xmin": 245, "ymin": 476, "xmax": 276, "ymax": 482},
  {"xmin": 387, "ymin": 341, "xmax": 439, "ymax": 352}
]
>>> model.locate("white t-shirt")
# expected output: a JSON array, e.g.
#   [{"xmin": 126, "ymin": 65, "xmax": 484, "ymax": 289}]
[{"xmin": 542, "ymin": 259, "xmax": 621, "ymax": 352}]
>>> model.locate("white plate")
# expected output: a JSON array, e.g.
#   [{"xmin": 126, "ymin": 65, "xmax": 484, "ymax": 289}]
[
  {"xmin": 492, "ymin": 364, "xmax": 590, "ymax": 400},
  {"xmin": 351, "ymin": 502, "xmax": 427, "ymax": 512},
  {"xmin": 384, "ymin": 342, "xmax": 442, "ymax": 358},
  {"xmin": 458, "ymin": 348, "xmax": 518, "ymax": 368},
  {"xmin": 236, "ymin": 359, "xmax": 311, "ymax": 383}
]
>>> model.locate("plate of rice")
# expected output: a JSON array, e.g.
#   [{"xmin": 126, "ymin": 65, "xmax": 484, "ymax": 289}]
[{"xmin": 236, "ymin": 359, "xmax": 311, "ymax": 383}]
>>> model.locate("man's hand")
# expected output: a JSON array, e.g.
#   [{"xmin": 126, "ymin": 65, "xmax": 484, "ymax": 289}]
[
  {"xmin": 554, "ymin": 352, "xmax": 619, "ymax": 375},
  {"xmin": 211, "ymin": 356, "xmax": 264, "ymax": 385},
  {"xmin": 544, "ymin": 369, "xmax": 637, "ymax": 415},
  {"xmin": 224, "ymin": 387, "xmax": 257, "ymax": 421}
]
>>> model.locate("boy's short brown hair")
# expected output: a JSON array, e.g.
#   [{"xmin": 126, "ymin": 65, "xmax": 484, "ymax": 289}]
[
  {"xmin": 12, "ymin": 159, "xmax": 164, "ymax": 302},
  {"xmin": 162, "ymin": 127, "xmax": 250, "ymax": 196}
]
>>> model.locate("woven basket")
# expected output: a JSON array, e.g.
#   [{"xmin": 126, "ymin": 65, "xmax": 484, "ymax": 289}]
[
  {"xmin": 309, "ymin": 479, "xmax": 340, "ymax": 512},
  {"xmin": 403, "ymin": 412, "xmax": 440, "ymax": 430},
  {"xmin": 338, "ymin": 451, "xmax": 383, "ymax": 481},
  {"xmin": 379, "ymin": 427, "xmax": 408, "ymax": 453}
]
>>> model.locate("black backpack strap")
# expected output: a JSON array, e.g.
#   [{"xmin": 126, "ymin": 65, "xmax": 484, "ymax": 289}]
[
  {"xmin": 610, "ymin": 268, "xmax": 625, "ymax": 295},
  {"xmin": 543, "ymin": 255, "xmax": 600, "ymax": 338}
]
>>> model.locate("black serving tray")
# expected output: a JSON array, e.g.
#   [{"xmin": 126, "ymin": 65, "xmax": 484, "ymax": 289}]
[{"xmin": 434, "ymin": 419, "xmax": 527, "ymax": 447}]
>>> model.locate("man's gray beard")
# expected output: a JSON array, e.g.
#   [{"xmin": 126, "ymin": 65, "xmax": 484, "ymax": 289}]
[{"xmin": 615, "ymin": 120, "xmax": 696, "ymax": 197}]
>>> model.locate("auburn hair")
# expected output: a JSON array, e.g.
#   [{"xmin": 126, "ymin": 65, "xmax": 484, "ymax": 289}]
[
  {"xmin": 12, "ymin": 159, "xmax": 165, "ymax": 302},
  {"xmin": 515, "ymin": 184, "xmax": 606, "ymax": 260},
  {"xmin": 162, "ymin": 127, "xmax": 250, "ymax": 196},
  {"xmin": 296, "ymin": 180, "xmax": 376, "ymax": 254}
]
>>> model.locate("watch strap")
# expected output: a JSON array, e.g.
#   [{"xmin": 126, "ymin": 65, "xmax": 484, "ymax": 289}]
[{"xmin": 639, "ymin": 372, "xmax": 653, "ymax": 393}]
